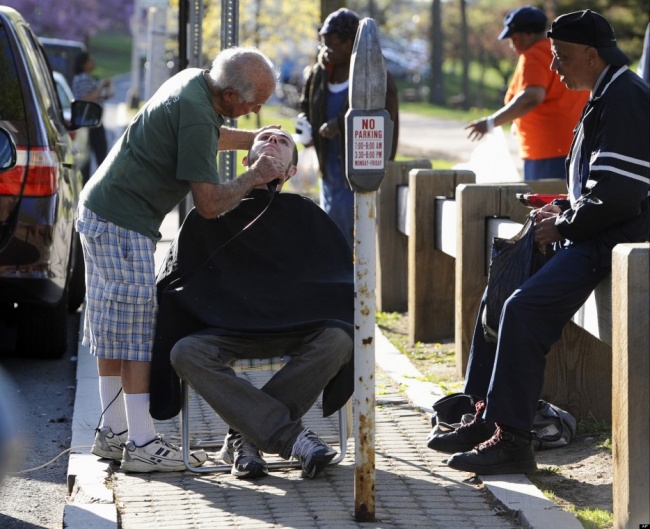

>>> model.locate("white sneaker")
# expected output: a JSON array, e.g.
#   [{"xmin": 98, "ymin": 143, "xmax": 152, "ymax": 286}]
[
  {"xmin": 91, "ymin": 426, "xmax": 127, "ymax": 461},
  {"xmin": 120, "ymin": 434, "xmax": 207, "ymax": 473}
]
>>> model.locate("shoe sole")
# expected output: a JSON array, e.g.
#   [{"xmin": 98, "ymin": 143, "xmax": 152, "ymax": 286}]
[
  {"xmin": 91, "ymin": 446, "xmax": 123, "ymax": 461},
  {"xmin": 447, "ymin": 458, "xmax": 537, "ymax": 475},
  {"xmin": 231, "ymin": 463, "xmax": 269, "ymax": 479},
  {"xmin": 120, "ymin": 454, "xmax": 207, "ymax": 473}
]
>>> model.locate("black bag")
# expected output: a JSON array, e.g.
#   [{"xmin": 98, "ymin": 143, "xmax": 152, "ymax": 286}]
[
  {"xmin": 428, "ymin": 393, "xmax": 480, "ymax": 436},
  {"xmin": 532, "ymin": 399, "xmax": 577, "ymax": 450},
  {"xmin": 482, "ymin": 212, "xmax": 554, "ymax": 343},
  {"xmin": 427, "ymin": 393, "xmax": 577, "ymax": 451}
]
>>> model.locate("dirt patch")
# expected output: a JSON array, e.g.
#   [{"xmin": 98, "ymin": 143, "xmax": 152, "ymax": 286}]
[{"xmin": 377, "ymin": 311, "xmax": 613, "ymax": 525}]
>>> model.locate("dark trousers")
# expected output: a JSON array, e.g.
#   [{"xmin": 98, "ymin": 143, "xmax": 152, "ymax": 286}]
[
  {"xmin": 89, "ymin": 124, "xmax": 108, "ymax": 166},
  {"xmin": 463, "ymin": 240, "xmax": 610, "ymax": 431}
]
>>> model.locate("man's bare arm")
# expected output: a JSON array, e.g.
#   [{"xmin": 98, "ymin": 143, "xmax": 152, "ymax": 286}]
[{"xmin": 189, "ymin": 154, "xmax": 286, "ymax": 219}]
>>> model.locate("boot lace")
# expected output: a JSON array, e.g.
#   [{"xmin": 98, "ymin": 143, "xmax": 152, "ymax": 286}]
[{"xmin": 476, "ymin": 425, "xmax": 505, "ymax": 452}]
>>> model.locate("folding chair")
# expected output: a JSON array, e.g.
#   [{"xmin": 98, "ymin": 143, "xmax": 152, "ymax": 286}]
[{"xmin": 179, "ymin": 356, "xmax": 351, "ymax": 473}]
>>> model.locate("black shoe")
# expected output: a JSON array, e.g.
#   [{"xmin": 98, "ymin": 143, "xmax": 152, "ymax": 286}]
[
  {"xmin": 290, "ymin": 428, "xmax": 336, "ymax": 479},
  {"xmin": 231, "ymin": 433, "xmax": 269, "ymax": 479},
  {"xmin": 427, "ymin": 401, "xmax": 495, "ymax": 454},
  {"xmin": 446, "ymin": 425, "xmax": 537, "ymax": 475}
]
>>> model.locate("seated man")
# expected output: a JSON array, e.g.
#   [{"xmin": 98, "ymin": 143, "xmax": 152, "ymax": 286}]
[
  {"xmin": 427, "ymin": 10, "xmax": 649, "ymax": 475},
  {"xmin": 149, "ymin": 129, "xmax": 354, "ymax": 479}
]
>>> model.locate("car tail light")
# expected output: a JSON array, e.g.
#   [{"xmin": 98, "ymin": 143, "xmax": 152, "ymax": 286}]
[{"xmin": 0, "ymin": 147, "xmax": 59, "ymax": 196}]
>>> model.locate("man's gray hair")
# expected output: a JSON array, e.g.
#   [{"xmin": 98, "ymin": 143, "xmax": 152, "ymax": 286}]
[{"xmin": 209, "ymin": 47, "xmax": 277, "ymax": 103}]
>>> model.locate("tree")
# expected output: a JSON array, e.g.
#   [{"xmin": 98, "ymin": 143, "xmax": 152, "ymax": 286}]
[
  {"xmin": 429, "ymin": 0, "xmax": 445, "ymax": 104},
  {"xmin": 2, "ymin": 0, "xmax": 133, "ymax": 41}
]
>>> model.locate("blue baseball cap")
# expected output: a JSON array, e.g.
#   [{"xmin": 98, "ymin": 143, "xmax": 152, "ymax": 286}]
[{"xmin": 498, "ymin": 6, "xmax": 548, "ymax": 40}]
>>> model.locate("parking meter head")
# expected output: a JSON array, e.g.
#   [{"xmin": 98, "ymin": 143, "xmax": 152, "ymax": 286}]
[
  {"xmin": 345, "ymin": 18, "xmax": 392, "ymax": 192},
  {"xmin": 349, "ymin": 18, "xmax": 386, "ymax": 111}
]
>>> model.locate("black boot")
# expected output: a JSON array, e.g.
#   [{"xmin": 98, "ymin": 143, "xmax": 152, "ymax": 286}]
[
  {"xmin": 427, "ymin": 401, "xmax": 495, "ymax": 454},
  {"xmin": 446, "ymin": 425, "xmax": 536, "ymax": 475}
]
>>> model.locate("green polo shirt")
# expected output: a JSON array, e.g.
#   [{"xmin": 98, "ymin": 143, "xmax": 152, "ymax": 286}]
[{"xmin": 81, "ymin": 68, "xmax": 224, "ymax": 240}]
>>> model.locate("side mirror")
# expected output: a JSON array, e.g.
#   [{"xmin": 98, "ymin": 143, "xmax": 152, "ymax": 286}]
[
  {"xmin": 70, "ymin": 100, "xmax": 103, "ymax": 130},
  {"xmin": 0, "ymin": 128, "xmax": 17, "ymax": 171}
]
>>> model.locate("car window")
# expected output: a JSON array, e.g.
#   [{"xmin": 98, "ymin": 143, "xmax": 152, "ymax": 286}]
[
  {"xmin": 0, "ymin": 25, "xmax": 26, "ymax": 120},
  {"xmin": 16, "ymin": 25, "xmax": 61, "ymax": 128}
]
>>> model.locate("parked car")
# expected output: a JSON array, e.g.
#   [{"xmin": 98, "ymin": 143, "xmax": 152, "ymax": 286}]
[
  {"xmin": 0, "ymin": 6, "xmax": 102, "ymax": 358},
  {"xmin": 38, "ymin": 36, "xmax": 86, "ymax": 86},
  {"xmin": 53, "ymin": 70, "xmax": 92, "ymax": 182}
]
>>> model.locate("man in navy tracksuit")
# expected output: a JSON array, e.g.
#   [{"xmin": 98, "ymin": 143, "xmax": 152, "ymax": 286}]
[{"xmin": 427, "ymin": 10, "xmax": 649, "ymax": 475}]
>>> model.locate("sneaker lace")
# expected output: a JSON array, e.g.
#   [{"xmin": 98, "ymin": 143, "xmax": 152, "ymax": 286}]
[
  {"xmin": 155, "ymin": 434, "xmax": 180, "ymax": 451},
  {"xmin": 235, "ymin": 437, "xmax": 261, "ymax": 460},
  {"xmin": 476, "ymin": 425, "xmax": 503, "ymax": 452},
  {"xmin": 290, "ymin": 429, "xmax": 320, "ymax": 460}
]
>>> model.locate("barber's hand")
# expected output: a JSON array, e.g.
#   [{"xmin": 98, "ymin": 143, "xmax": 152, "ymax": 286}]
[
  {"xmin": 250, "ymin": 153, "xmax": 287, "ymax": 188},
  {"xmin": 252, "ymin": 124, "xmax": 282, "ymax": 135},
  {"xmin": 465, "ymin": 118, "xmax": 489, "ymax": 141},
  {"xmin": 319, "ymin": 120, "xmax": 340, "ymax": 139}
]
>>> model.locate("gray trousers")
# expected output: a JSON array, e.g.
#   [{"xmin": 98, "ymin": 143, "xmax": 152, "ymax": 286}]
[{"xmin": 170, "ymin": 328, "xmax": 352, "ymax": 459}]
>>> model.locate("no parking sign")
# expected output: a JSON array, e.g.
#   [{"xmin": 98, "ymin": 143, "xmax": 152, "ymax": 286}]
[{"xmin": 346, "ymin": 108, "xmax": 392, "ymax": 192}]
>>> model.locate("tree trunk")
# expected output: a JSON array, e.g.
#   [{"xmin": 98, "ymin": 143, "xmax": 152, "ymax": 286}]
[
  {"xmin": 459, "ymin": 0, "xmax": 470, "ymax": 109},
  {"xmin": 428, "ymin": 0, "xmax": 445, "ymax": 105}
]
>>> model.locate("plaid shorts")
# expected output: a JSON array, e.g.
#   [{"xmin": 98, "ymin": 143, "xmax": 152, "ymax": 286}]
[{"xmin": 76, "ymin": 205, "xmax": 158, "ymax": 361}]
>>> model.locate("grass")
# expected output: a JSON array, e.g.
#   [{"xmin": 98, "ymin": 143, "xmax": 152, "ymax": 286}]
[{"xmin": 88, "ymin": 31, "xmax": 132, "ymax": 79}]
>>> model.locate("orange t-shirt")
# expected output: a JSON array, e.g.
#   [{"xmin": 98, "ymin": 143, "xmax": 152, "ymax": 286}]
[{"xmin": 505, "ymin": 39, "xmax": 589, "ymax": 160}]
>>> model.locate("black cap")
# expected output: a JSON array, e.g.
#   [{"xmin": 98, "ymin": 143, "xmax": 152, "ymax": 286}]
[
  {"xmin": 547, "ymin": 9, "xmax": 631, "ymax": 67},
  {"xmin": 498, "ymin": 6, "xmax": 547, "ymax": 40},
  {"xmin": 319, "ymin": 8, "xmax": 360, "ymax": 41}
]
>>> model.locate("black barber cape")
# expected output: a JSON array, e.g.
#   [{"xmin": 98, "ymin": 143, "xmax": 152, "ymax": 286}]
[{"xmin": 150, "ymin": 189, "xmax": 354, "ymax": 420}]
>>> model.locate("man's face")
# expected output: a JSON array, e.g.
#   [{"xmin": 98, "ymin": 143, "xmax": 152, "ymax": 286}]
[
  {"xmin": 248, "ymin": 129, "xmax": 296, "ymax": 171},
  {"xmin": 222, "ymin": 77, "xmax": 275, "ymax": 119},
  {"xmin": 550, "ymin": 40, "xmax": 593, "ymax": 91},
  {"xmin": 319, "ymin": 34, "xmax": 353, "ymax": 66}
]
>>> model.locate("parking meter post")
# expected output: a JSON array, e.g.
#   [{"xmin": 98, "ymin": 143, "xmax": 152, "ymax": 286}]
[{"xmin": 347, "ymin": 18, "xmax": 393, "ymax": 523}]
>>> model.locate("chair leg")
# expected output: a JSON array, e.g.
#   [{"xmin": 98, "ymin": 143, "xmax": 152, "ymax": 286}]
[
  {"xmin": 330, "ymin": 400, "xmax": 350, "ymax": 465},
  {"xmin": 181, "ymin": 380, "xmax": 231, "ymax": 473}
]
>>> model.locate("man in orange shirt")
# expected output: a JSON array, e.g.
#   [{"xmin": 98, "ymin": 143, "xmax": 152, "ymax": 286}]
[{"xmin": 465, "ymin": 6, "xmax": 588, "ymax": 180}]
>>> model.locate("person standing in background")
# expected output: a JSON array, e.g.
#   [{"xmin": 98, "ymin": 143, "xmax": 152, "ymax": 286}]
[
  {"xmin": 465, "ymin": 6, "xmax": 588, "ymax": 180},
  {"xmin": 72, "ymin": 52, "xmax": 113, "ymax": 174},
  {"xmin": 299, "ymin": 8, "xmax": 399, "ymax": 246}
]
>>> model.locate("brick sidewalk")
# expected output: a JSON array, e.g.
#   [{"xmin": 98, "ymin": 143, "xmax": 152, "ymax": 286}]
[{"xmin": 111, "ymin": 370, "xmax": 521, "ymax": 529}]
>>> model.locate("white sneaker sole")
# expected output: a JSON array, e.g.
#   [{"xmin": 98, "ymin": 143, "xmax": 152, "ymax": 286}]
[
  {"xmin": 91, "ymin": 445, "xmax": 123, "ymax": 461},
  {"xmin": 120, "ymin": 453, "xmax": 206, "ymax": 473}
]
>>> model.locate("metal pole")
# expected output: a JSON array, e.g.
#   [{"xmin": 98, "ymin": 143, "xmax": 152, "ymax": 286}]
[
  {"xmin": 346, "ymin": 18, "xmax": 392, "ymax": 523},
  {"xmin": 178, "ymin": 0, "xmax": 205, "ymax": 224},
  {"xmin": 218, "ymin": 0, "xmax": 239, "ymax": 183},
  {"xmin": 353, "ymin": 191, "xmax": 377, "ymax": 522}
]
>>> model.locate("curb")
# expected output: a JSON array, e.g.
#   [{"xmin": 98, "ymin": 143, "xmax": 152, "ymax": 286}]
[{"xmin": 65, "ymin": 335, "xmax": 117, "ymax": 529}]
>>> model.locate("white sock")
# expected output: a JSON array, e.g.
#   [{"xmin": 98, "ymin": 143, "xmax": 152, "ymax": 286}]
[
  {"xmin": 124, "ymin": 393, "xmax": 156, "ymax": 447},
  {"xmin": 98, "ymin": 376, "xmax": 127, "ymax": 434}
]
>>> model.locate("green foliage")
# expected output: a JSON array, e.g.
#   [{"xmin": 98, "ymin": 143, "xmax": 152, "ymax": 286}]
[{"xmin": 88, "ymin": 31, "xmax": 132, "ymax": 78}]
